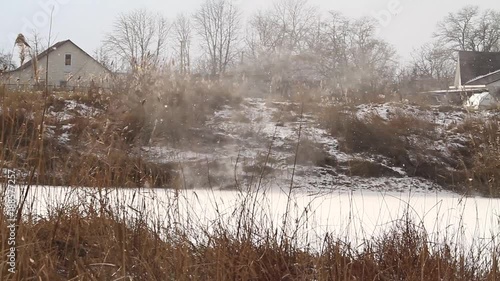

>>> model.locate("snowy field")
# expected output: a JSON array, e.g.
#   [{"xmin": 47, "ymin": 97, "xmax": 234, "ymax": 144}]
[{"xmin": 20, "ymin": 185, "xmax": 500, "ymax": 251}]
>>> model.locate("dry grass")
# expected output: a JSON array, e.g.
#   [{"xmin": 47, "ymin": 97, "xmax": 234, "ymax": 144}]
[
  {"xmin": 147, "ymin": 78, "xmax": 242, "ymax": 144},
  {"xmin": 0, "ymin": 87, "xmax": 177, "ymax": 188},
  {"xmin": 460, "ymin": 118, "xmax": 500, "ymax": 195},
  {"xmin": 271, "ymin": 109, "xmax": 300, "ymax": 124},
  {"xmin": 343, "ymin": 159, "xmax": 402, "ymax": 178},
  {"xmin": 0, "ymin": 75, "xmax": 243, "ymax": 188},
  {"xmin": 0, "ymin": 196, "xmax": 497, "ymax": 280},
  {"xmin": 231, "ymin": 111, "xmax": 252, "ymax": 123},
  {"xmin": 320, "ymin": 107, "xmax": 414, "ymax": 163},
  {"xmin": 319, "ymin": 103, "xmax": 500, "ymax": 194}
]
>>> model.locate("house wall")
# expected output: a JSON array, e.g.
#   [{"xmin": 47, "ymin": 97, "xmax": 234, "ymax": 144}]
[
  {"xmin": 1, "ymin": 42, "xmax": 110, "ymax": 87},
  {"xmin": 454, "ymin": 60, "xmax": 461, "ymax": 87},
  {"xmin": 488, "ymin": 80, "xmax": 500, "ymax": 97}
]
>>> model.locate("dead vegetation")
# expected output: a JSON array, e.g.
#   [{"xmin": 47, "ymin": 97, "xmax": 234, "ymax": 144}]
[
  {"xmin": 0, "ymin": 77, "xmax": 241, "ymax": 188},
  {"xmin": 459, "ymin": 117, "xmax": 500, "ymax": 195},
  {"xmin": 146, "ymin": 78, "xmax": 243, "ymax": 144},
  {"xmin": 343, "ymin": 159, "xmax": 402, "ymax": 178},
  {"xmin": 320, "ymin": 102, "xmax": 500, "ymax": 195},
  {"xmin": 0, "ymin": 193, "xmax": 497, "ymax": 280}
]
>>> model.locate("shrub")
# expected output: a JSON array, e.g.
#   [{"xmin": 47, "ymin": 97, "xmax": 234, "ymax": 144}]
[
  {"xmin": 148, "ymin": 78, "xmax": 242, "ymax": 144},
  {"xmin": 319, "ymin": 104, "xmax": 484, "ymax": 191}
]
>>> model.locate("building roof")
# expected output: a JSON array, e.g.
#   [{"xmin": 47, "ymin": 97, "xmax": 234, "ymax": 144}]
[
  {"xmin": 458, "ymin": 51, "xmax": 500, "ymax": 85},
  {"xmin": 10, "ymin": 39, "xmax": 111, "ymax": 73},
  {"xmin": 466, "ymin": 68, "xmax": 500, "ymax": 86}
]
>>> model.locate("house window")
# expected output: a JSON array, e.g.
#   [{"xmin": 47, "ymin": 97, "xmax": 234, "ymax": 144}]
[{"xmin": 65, "ymin": 54, "xmax": 72, "ymax": 66}]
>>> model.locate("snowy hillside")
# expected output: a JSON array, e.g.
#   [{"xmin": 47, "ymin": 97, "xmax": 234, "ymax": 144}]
[{"xmin": 141, "ymin": 97, "xmax": 499, "ymax": 194}]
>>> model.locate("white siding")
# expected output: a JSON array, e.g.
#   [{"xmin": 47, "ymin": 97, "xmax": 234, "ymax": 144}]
[
  {"xmin": 488, "ymin": 80, "xmax": 500, "ymax": 96},
  {"xmin": 1, "ymin": 41, "xmax": 110, "ymax": 87},
  {"xmin": 454, "ymin": 59, "xmax": 461, "ymax": 87},
  {"xmin": 489, "ymin": 80, "xmax": 500, "ymax": 87}
]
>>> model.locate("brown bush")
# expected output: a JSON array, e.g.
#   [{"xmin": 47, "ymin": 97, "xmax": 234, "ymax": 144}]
[
  {"xmin": 320, "ymin": 104, "xmax": 476, "ymax": 189},
  {"xmin": 293, "ymin": 138, "xmax": 326, "ymax": 166},
  {"xmin": 149, "ymin": 79, "xmax": 242, "ymax": 144},
  {"xmin": 343, "ymin": 159, "xmax": 402, "ymax": 178},
  {"xmin": 321, "ymin": 109, "xmax": 411, "ymax": 165},
  {"xmin": 464, "ymin": 118, "xmax": 500, "ymax": 195}
]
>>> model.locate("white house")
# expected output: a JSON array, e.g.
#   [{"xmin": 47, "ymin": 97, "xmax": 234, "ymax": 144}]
[{"xmin": 1, "ymin": 39, "xmax": 111, "ymax": 88}]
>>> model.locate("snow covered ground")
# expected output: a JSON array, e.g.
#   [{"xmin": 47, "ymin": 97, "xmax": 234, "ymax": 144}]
[
  {"xmin": 37, "ymin": 96, "xmax": 497, "ymax": 194},
  {"xmin": 142, "ymin": 98, "xmax": 474, "ymax": 193}
]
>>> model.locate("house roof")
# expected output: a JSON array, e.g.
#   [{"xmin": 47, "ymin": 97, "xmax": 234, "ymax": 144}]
[
  {"xmin": 459, "ymin": 51, "xmax": 500, "ymax": 85},
  {"xmin": 10, "ymin": 39, "xmax": 111, "ymax": 73},
  {"xmin": 466, "ymin": 69, "xmax": 500, "ymax": 86}
]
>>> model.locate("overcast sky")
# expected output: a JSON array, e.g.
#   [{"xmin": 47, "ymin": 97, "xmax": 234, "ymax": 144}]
[{"xmin": 1, "ymin": 0, "xmax": 498, "ymax": 65}]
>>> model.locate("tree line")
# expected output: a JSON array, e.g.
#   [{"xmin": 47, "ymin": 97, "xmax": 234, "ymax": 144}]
[{"xmin": 2, "ymin": 1, "xmax": 500, "ymax": 100}]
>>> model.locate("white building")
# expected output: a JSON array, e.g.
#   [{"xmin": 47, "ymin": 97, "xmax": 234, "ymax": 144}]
[{"xmin": 1, "ymin": 39, "xmax": 111, "ymax": 88}]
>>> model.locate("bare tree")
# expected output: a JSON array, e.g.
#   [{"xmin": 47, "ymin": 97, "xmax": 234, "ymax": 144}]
[
  {"xmin": 311, "ymin": 12, "xmax": 351, "ymax": 95},
  {"xmin": 173, "ymin": 14, "xmax": 192, "ymax": 75},
  {"xmin": 104, "ymin": 9, "xmax": 171, "ymax": 72},
  {"xmin": 310, "ymin": 14, "xmax": 397, "ymax": 100},
  {"xmin": 474, "ymin": 9, "xmax": 500, "ymax": 52},
  {"xmin": 14, "ymin": 33, "xmax": 42, "ymax": 82},
  {"xmin": 435, "ymin": 5, "xmax": 500, "ymax": 52},
  {"xmin": 194, "ymin": 0, "xmax": 241, "ymax": 77},
  {"xmin": 272, "ymin": 0, "xmax": 318, "ymax": 52},
  {"xmin": 409, "ymin": 42, "xmax": 455, "ymax": 89},
  {"xmin": 93, "ymin": 46, "xmax": 113, "ymax": 71},
  {"xmin": 347, "ymin": 17, "xmax": 397, "ymax": 99},
  {"xmin": 246, "ymin": 0, "xmax": 318, "ymax": 57},
  {"xmin": 243, "ymin": 0, "xmax": 319, "ymax": 97},
  {"xmin": 244, "ymin": 8, "xmax": 397, "ymax": 100},
  {"xmin": 246, "ymin": 10, "xmax": 279, "ymax": 58},
  {"xmin": 28, "ymin": 33, "xmax": 43, "ymax": 84},
  {"xmin": 0, "ymin": 52, "xmax": 15, "ymax": 72}
]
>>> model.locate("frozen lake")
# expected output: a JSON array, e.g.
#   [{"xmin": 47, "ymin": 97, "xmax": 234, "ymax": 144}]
[{"xmin": 17, "ymin": 186, "xmax": 500, "ymax": 250}]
